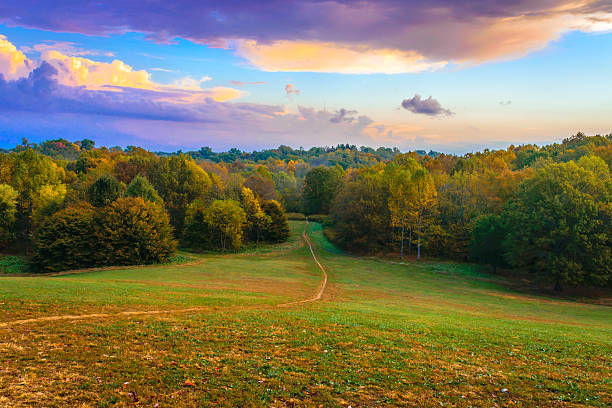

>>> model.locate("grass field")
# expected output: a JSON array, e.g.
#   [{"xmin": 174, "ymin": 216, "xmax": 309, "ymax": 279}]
[{"xmin": 0, "ymin": 221, "xmax": 610, "ymax": 407}]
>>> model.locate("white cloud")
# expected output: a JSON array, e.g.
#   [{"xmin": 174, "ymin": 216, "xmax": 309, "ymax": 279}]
[
  {"xmin": 0, "ymin": 34, "xmax": 31, "ymax": 79},
  {"xmin": 0, "ymin": 35, "xmax": 243, "ymax": 103}
]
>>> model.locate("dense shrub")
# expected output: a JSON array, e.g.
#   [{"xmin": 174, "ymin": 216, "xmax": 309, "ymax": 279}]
[
  {"xmin": 95, "ymin": 197, "xmax": 176, "ymax": 266},
  {"xmin": 34, "ymin": 202, "xmax": 98, "ymax": 272},
  {"xmin": 34, "ymin": 198, "xmax": 176, "ymax": 272}
]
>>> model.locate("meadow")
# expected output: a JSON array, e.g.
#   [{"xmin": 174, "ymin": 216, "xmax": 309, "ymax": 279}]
[{"xmin": 0, "ymin": 221, "xmax": 610, "ymax": 407}]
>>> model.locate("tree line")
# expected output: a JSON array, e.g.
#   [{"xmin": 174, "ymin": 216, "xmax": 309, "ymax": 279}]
[
  {"xmin": 0, "ymin": 145, "xmax": 289, "ymax": 272},
  {"xmin": 1, "ymin": 132, "xmax": 610, "ymax": 288},
  {"xmin": 321, "ymin": 133, "xmax": 611, "ymax": 290}
]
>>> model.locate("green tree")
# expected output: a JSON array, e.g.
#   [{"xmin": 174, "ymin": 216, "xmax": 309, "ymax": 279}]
[
  {"xmin": 330, "ymin": 167, "xmax": 391, "ymax": 252},
  {"xmin": 184, "ymin": 199, "xmax": 246, "ymax": 251},
  {"xmin": 302, "ymin": 166, "xmax": 344, "ymax": 214},
  {"xmin": 385, "ymin": 157, "xmax": 437, "ymax": 259},
  {"xmin": 34, "ymin": 202, "xmax": 98, "ymax": 272},
  {"xmin": 80, "ymin": 139, "xmax": 95, "ymax": 150},
  {"xmin": 34, "ymin": 198, "xmax": 176, "ymax": 272},
  {"xmin": 0, "ymin": 184, "xmax": 18, "ymax": 248},
  {"xmin": 241, "ymin": 187, "xmax": 271, "ymax": 243},
  {"xmin": 2, "ymin": 149, "xmax": 65, "ymax": 242},
  {"xmin": 503, "ymin": 161, "xmax": 611, "ymax": 289},
  {"xmin": 95, "ymin": 197, "xmax": 176, "ymax": 266},
  {"xmin": 469, "ymin": 214, "xmax": 507, "ymax": 272},
  {"xmin": 385, "ymin": 157, "xmax": 420, "ymax": 258},
  {"xmin": 148, "ymin": 154, "xmax": 212, "ymax": 234},
  {"xmin": 126, "ymin": 175, "xmax": 162, "ymax": 204},
  {"xmin": 88, "ymin": 175, "xmax": 125, "ymax": 207},
  {"xmin": 262, "ymin": 200, "xmax": 289, "ymax": 243},
  {"xmin": 272, "ymin": 171, "xmax": 301, "ymax": 212}
]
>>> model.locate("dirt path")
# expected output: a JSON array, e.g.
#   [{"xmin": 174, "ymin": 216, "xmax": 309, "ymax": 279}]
[
  {"xmin": 0, "ymin": 222, "xmax": 328, "ymax": 328},
  {"xmin": 276, "ymin": 223, "xmax": 328, "ymax": 306}
]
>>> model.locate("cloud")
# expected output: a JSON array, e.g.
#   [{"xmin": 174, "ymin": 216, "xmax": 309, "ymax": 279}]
[
  {"xmin": 401, "ymin": 95, "xmax": 454, "ymax": 117},
  {"xmin": 499, "ymin": 100, "xmax": 512, "ymax": 106},
  {"xmin": 0, "ymin": 60, "xmax": 420, "ymax": 151},
  {"xmin": 41, "ymin": 50, "xmax": 155, "ymax": 90},
  {"xmin": 285, "ymin": 83, "xmax": 300, "ymax": 96},
  {"xmin": 22, "ymin": 41, "xmax": 114, "ymax": 57},
  {"xmin": 235, "ymin": 40, "xmax": 446, "ymax": 74},
  {"xmin": 1, "ymin": 1, "xmax": 611, "ymax": 73},
  {"xmin": 0, "ymin": 34, "xmax": 31, "ymax": 79},
  {"xmin": 171, "ymin": 75, "xmax": 212, "ymax": 90},
  {"xmin": 230, "ymin": 80, "xmax": 266, "ymax": 86},
  {"xmin": 0, "ymin": 36, "xmax": 243, "ymax": 103},
  {"xmin": 329, "ymin": 108, "xmax": 358, "ymax": 123}
]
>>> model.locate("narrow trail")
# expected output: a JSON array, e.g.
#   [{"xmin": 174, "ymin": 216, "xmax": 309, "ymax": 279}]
[
  {"xmin": 0, "ymin": 222, "xmax": 328, "ymax": 328},
  {"xmin": 276, "ymin": 222, "xmax": 328, "ymax": 306}
]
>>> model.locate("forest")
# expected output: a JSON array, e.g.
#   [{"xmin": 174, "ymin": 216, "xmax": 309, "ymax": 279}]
[{"xmin": 0, "ymin": 133, "xmax": 610, "ymax": 289}]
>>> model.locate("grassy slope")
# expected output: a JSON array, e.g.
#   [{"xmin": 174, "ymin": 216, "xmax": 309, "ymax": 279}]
[{"xmin": 0, "ymin": 221, "xmax": 609, "ymax": 407}]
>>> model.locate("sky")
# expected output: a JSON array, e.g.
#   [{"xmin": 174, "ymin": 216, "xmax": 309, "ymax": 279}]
[{"xmin": 0, "ymin": 1, "xmax": 611, "ymax": 153}]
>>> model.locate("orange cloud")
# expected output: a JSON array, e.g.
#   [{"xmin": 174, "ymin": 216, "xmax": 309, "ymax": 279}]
[{"xmin": 235, "ymin": 40, "xmax": 446, "ymax": 74}]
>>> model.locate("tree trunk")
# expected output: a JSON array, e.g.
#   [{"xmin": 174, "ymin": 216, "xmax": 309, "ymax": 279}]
[
  {"xmin": 417, "ymin": 221, "xmax": 421, "ymax": 260},
  {"xmin": 400, "ymin": 225, "xmax": 404, "ymax": 259},
  {"xmin": 408, "ymin": 230, "xmax": 412, "ymax": 256}
]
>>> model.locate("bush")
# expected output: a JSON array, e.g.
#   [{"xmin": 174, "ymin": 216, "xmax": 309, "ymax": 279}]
[
  {"xmin": 34, "ymin": 198, "xmax": 176, "ymax": 272},
  {"xmin": 285, "ymin": 212, "xmax": 306, "ymax": 221},
  {"xmin": 34, "ymin": 202, "xmax": 98, "ymax": 272},
  {"xmin": 95, "ymin": 197, "xmax": 177, "ymax": 266}
]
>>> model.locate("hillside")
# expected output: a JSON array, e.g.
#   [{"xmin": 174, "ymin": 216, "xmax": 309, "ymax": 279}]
[{"xmin": 0, "ymin": 221, "xmax": 609, "ymax": 407}]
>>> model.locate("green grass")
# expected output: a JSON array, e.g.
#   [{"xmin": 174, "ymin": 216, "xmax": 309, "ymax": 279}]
[{"xmin": 0, "ymin": 221, "xmax": 610, "ymax": 407}]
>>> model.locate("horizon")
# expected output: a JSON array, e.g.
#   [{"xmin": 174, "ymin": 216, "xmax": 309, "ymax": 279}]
[{"xmin": 4, "ymin": 132, "xmax": 606, "ymax": 157}]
